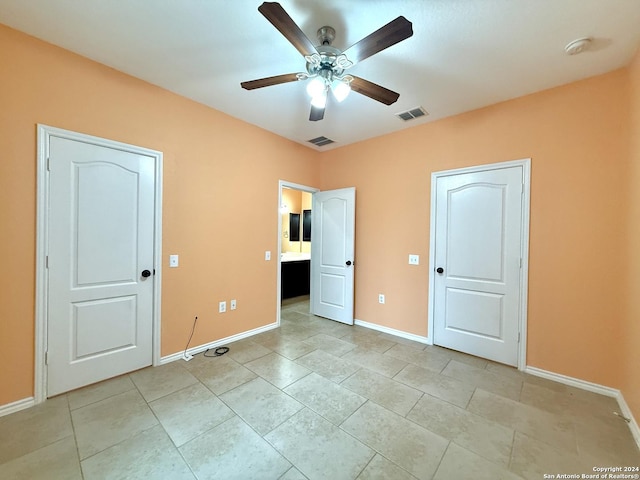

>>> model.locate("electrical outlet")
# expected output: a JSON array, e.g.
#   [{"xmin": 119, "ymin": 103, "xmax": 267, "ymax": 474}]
[
  {"xmin": 378, "ymin": 294, "xmax": 385, "ymax": 304},
  {"xmin": 219, "ymin": 301, "xmax": 226, "ymax": 313},
  {"xmin": 408, "ymin": 254, "xmax": 420, "ymax": 265},
  {"xmin": 230, "ymin": 299, "xmax": 237, "ymax": 310}
]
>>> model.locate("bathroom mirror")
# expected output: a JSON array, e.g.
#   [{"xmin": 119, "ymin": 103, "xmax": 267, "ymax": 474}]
[
  {"xmin": 289, "ymin": 213, "xmax": 300, "ymax": 242},
  {"xmin": 303, "ymin": 209, "xmax": 311, "ymax": 241}
]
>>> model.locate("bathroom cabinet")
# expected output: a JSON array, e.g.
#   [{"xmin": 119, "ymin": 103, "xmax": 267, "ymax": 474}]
[{"xmin": 281, "ymin": 259, "xmax": 310, "ymax": 299}]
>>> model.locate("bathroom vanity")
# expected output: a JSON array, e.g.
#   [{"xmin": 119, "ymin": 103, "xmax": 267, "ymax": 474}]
[{"xmin": 281, "ymin": 253, "xmax": 310, "ymax": 299}]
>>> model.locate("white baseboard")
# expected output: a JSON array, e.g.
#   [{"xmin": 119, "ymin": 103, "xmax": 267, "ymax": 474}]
[
  {"xmin": 354, "ymin": 318, "xmax": 431, "ymax": 345},
  {"xmin": 0, "ymin": 397, "xmax": 35, "ymax": 418},
  {"xmin": 525, "ymin": 366, "xmax": 640, "ymax": 449},
  {"xmin": 161, "ymin": 322, "xmax": 279, "ymax": 364},
  {"xmin": 525, "ymin": 366, "xmax": 619, "ymax": 397},
  {"xmin": 613, "ymin": 389, "xmax": 640, "ymax": 448}
]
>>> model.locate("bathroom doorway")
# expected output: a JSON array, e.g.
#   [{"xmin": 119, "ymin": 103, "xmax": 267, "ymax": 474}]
[
  {"xmin": 278, "ymin": 182, "xmax": 317, "ymax": 318},
  {"xmin": 277, "ymin": 180, "xmax": 357, "ymax": 326}
]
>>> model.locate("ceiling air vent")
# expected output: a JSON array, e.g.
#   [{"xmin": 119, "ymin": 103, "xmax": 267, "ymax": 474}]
[
  {"xmin": 396, "ymin": 106, "xmax": 428, "ymax": 121},
  {"xmin": 308, "ymin": 136, "xmax": 335, "ymax": 147}
]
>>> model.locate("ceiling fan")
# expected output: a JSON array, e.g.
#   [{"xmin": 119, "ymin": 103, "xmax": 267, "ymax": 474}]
[{"xmin": 241, "ymin": 2, "xmax": 413, "ymax": 121}]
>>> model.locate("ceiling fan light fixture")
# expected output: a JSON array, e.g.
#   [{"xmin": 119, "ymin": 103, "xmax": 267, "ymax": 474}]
[
  {"xmin": 310, "ymin": 89, "xmax": 327, "ymax": 108},
  {"xmin": 242, "ymin": 3, "xmax": 414, "ymax": 122},
  {"xmin": 306, "ymin": 77, "xmax": 325, "ymax": 98},
  {"xmin": 331, "ymin": 80, "xmax": 351, "ymax": 102}
]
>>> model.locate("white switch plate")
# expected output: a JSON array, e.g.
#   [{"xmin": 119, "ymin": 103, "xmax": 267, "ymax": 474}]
[
  {"xmin": 230, "ymin": 299, "xmax": 237, "ymax": 310},
  {"xmin": 378, "ymin": 294, "xmax": 385, "ymax": 304},
  {"xmin": 409, "ymin": 254, "xmax": 420, "ymax": 265},
  {"xmin": 169, "ymin": 254, "xmax": 179, "ymax": 267},
  {"xmin": 219, "ymin": 301, "xmax": 226, "ymax": 313},
  {"xmin": 265, "ymin": 251, "xmax": 271, "ymax": 261}
]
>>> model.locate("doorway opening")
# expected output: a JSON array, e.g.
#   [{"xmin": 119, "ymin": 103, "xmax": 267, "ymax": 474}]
[{"xmin": 277, "ymin": 181, "xmax": 318, "ymax": 323}]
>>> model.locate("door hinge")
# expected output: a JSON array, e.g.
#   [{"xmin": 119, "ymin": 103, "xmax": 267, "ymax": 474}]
[
  {"xmin": 47, "ymin": 157, "xmax": 50, "ymax": 171},
  {"xmin": 46, "ymin": 256, "xmax": 49, "ymax": 268},
  {"xmin": 518, "ymin": 332, "xmax": 521, "ymax": 343},
  {"xmin": 519, "ymin": 257, "xmax": 522, "ymax": 268},
  {"xmin": 45, "ymin": 351, "xmax": 48, "ymax": 365}
]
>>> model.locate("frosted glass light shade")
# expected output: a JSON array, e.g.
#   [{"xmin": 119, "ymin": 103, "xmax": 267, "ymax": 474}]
[
  {"xmin": 332, "ymin": 81, "xmax": 351, "ymax": 102},
  {"xmin": 306, "ymin": 77, "xmax": 325, "ymax": 98},
  {"xmin": 310, "ymin": 90, "xmax": 327, "ymax": 108}
]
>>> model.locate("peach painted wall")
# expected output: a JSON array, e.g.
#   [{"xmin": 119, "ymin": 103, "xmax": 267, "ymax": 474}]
[
  {"xmin": 622, "ymin": 49, "xmax": 640, "ymax": 421},
  {"xmin": 0, "ymin": 25, "xmax": 319, "ymax": 406},
  {"xmin": 319, "ymin": 69, "xmax": 631, "ymax": 392}
]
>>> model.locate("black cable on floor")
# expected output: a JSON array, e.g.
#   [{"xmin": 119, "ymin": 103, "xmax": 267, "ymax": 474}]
[
  {"xmin": 183, "ymin": 315, "xmax": 230, "ymax": 359},
  {"xmin": 203, "ymin": 346, "xmax": 230, "ymax": 357}
]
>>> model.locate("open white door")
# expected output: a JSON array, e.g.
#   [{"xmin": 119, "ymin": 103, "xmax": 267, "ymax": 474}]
[
  {"xmin": 432, "ymin": 164, "xmax": 526, "ymax": 366},
  {"xmin": 47, "ymin": 134, "xmax": 157, "ymax": 396},
  {"xmin": 310, "ymin": 187, "xmax": 355, "ymax": 325}
]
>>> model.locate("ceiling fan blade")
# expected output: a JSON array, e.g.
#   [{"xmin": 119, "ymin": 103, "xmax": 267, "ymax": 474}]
[
  {"xmin": 343, "ymin": 16, "xmax": 413, "ymax": 65},
  {"xmin": 309, "ymin": 105, "xmax": 325, "ymax": 121},
  {"xmin": 241, "ymin": 73, "xmax": 300, "ymax": 90},
  {"xmin": 350, "ymin": 76, "xmax": 400, "ymax": 105},
  {"xmin": 258, "ymin": 2, "xmax": 318, "ymax": 57}
]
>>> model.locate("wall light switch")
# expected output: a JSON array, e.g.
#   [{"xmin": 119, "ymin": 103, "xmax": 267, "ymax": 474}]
[
  {"xmin": 219, "ymin": 301, "xmax": 226, "ymax": 313},
  {"xmin": 409, "ymin": 254, "xmax": 420, "ymax": 265},
  {"xmin": 169, "ymin": 255, "xmax": 179, "ymax": 267},
  {"xmin": 265, "ymin": 251, "xmax": 271, "ymax": 261},
  {"xmin": 378, "ymin": 294, "xmax": 385, "ymax": 304}
]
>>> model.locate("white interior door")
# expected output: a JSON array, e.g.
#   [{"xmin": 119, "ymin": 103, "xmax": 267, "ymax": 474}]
[
  {"xmin": 311, "ymin": 187, "xmax": 355, "ymax": 325},
  {"xmin": 47, "ymin": 135, "xmax": 156, "ymax": 396},
  {"xmin": 433, "ymin": 166, "xmax": 523, "ymax": 366}
]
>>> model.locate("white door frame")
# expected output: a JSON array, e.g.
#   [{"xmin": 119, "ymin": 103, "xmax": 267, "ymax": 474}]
[
  {"xmin": 427, "ymin": 158, "xmax": 531, "ymax": 370},
  {"xmin": 35, "ymin": 124, "xmax": 163, "ymax": 403},
  {"xmin": 277, "ymin": 180, "xmax": 319, "ymax": 323}
]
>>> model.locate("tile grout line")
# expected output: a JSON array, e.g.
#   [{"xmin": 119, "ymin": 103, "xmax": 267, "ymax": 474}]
[
  {"xmin": 65, "ymin": 393, "xmax": 86, "ymax": 480},
  {"xmin": 140, "ymin": 381, "xmax": 200, "ymax": 480}
]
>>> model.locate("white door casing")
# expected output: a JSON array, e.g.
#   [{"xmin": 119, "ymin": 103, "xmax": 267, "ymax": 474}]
[
  {"xmin": 35, "ymin": 125, "xmax": 162, "ymax": 400},
  {"xmin": 429, "ymin": 160, "xmax": 530, "ymax": 368},
  {"xmin": 311, "ymin": 187, "xmax": 356, "ymax": 325}
]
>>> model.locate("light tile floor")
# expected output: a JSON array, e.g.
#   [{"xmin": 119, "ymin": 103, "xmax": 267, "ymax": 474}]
[{"xmin": 1, "ymin": 298, "xmax": 638, "ymax": 479}]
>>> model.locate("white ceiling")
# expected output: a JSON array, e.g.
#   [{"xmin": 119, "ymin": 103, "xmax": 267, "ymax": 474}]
[{"xmin": 1, "ymin": 0, "xmax": 640, "ymax": 151}]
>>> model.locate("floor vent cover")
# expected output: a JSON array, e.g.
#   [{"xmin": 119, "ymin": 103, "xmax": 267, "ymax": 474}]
[
  {"xmin": 396, "ymin": 106, "xmax": 428, "ymax": 121},
  {"xmin": 308, "ymin": 136, "xmax": 335, "ymax": 147}
]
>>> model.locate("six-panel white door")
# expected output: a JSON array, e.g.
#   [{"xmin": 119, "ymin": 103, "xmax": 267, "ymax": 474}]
[
  {"xmin": 433, "ymin": 166, "xmax": 523, "ymax": 366},
  {"xmin": 311, "ymin": 187, "xmax": 355, "ymax": 325},
  {"xmin": 47, "ymin": 136, "xmax": 155, "ymax": 396}
]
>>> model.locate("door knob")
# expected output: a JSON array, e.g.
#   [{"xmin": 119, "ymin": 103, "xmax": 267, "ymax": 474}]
[
  {"xmin": 436, "ymin": 267, "xmax": 444, "ymax": 274},
  {"xmin": 141, "ymin": 269, "xmax": 151, "ymax": 278},
  {"xmin": 346, "ymin": 261, "xmax": 352, "ymax": 266}
]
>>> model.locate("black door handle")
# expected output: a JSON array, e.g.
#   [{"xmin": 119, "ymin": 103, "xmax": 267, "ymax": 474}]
[
  {"xmin": 346, "ymin": 261, "xmax": 352, "ymax": 266},
  {"xmin": 436, "ymin": 267, "xmax": 444, "ymax": 274},
  {"xmin": 141, "ymin": 269, "xmax": 151, "ymax": 278}
]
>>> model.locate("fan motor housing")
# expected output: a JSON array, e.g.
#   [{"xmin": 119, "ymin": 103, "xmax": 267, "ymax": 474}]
[{"xmin": 306, "ymin": 27, "xmax": 345, "ymax": 78}]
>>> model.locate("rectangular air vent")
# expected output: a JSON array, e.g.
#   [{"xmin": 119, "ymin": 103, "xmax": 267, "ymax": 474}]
[
  {"xmin": 308, "ymin": 136, "xmax": 335, "ymax": 147},
  {"xmin": 396, "ymin": 106, "xmax": 428, "ymax": 121}
]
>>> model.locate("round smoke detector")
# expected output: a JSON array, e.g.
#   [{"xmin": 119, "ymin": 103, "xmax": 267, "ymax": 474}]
[{"xmin": 565, "ymin": 37, "xmax": 592, "ymax": 55}]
